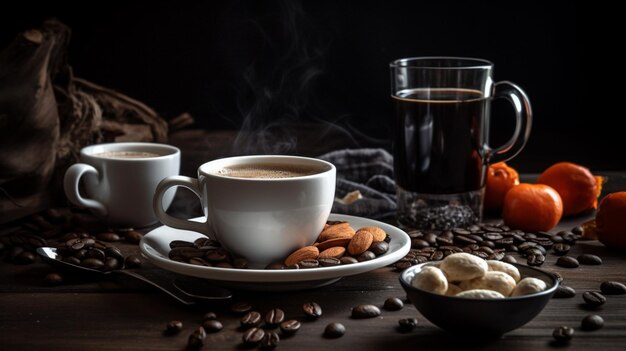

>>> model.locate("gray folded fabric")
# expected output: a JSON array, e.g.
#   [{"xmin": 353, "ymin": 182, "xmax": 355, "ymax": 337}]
[{"xmin": 318, "ymin": 149, "xmax": 397, "ymax": 220}]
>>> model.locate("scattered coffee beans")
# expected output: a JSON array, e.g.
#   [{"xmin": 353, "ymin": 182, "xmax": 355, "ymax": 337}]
[
  {"xmin": 124, "ymin": 255, "xmax": 142, "ymax": 268},
  {"xmin": 302, "ymin": 302, "xmax": 322, "ymax": 319},
  {"xmin": 383, "ymin": 297, "xmax": 404, "ymax": 311},
  {"xmin": 242, "ymin": 327, "xmax": 265, "ymax": 346},
  {"xmin": 164, "ymin": 320, "xmax": 183, "ymax": 335},
  {"xmin": 600, "ymin": 281, "xmax": 626, "ymax": 295},
  {"xmin": 261, "ymin": 331, "xmax": 280, "ymax": 350},
  {"xmin": 556, "ymin": 256, "xmax": 579, "ymax": 268},
  {"xmin": 351, "ymin": 304, "xmax": 381, "ymax": 319},
  {"xmin": 582, "ymin": 291, "xmax": 607, "ymax": 308},
  {"xmin": 231, "ymin": 302, "xmax": 253, "ymax": 314},
  {"xmin": 552, "ymin": 243, "xmax": 571, "ymax": 256},
  {"xmin": 397, "ymin": 318, "xmax": 418, "ymax": 332},
  {"xmin": 43, "ymin": 272, "xmax": 64, "ymax": 286},
  {"xmin": 581, "ymin": 315, "xmax": 604, "ymax": 331},
  {"xmin": 203, "ymin": 312, "xmax": 217, "ymax": 321},
  {"xmin": 324, "ymin": 322, "xmax": 346, "ymax": 338},
  {"xmin": 187, "ymin": 326, "xmax": 206, "ymax": 350},
  {"xmin": 552, "ymin": 326, "xmax": 574, "ymax": 343},
  {"xmin": 240, "ymin": 311, "xmax": 262, "ymax": 328},
  {"xmin": 279, "ymin": 320, "xmax": 301, "ymax": 336},
  {"xmin": 264, "ymin": 308, "xmax": 285, "ymax": 327},
  {"xmin": 202, "ymin": 320, "xmax": 223, "ymax": 333},
  {"xmin": 577, "ymin": 254, "xmax": 602, "ymax": 265},
  {"xmin": 553, "ymin": 285, "xmax": 576, "ymax": 299}
]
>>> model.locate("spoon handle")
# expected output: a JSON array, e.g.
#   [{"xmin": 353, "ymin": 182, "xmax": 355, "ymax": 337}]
[{"xmin": 114, "ymin": 269, "xmax": 198, "ymax": 305}]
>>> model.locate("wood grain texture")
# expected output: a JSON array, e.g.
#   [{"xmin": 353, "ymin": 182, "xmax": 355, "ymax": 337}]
[{"xmin": 1, "ymin": 173, "xmax": 626, "ymax": 350}]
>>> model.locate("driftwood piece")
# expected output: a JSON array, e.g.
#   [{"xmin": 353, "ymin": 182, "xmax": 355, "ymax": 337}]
[{"xmin": 0, "ymin": 20, "xmax": 176, "ymax": 224}]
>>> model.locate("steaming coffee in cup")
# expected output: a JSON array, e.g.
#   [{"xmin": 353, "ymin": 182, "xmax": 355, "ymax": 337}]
[{"xmin": 153, "ymin": 155, "xmax": 336, "ymax": 265}]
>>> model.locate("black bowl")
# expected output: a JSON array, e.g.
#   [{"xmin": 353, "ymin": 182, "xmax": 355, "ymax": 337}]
[{"xmin": 399, "ymin": 262, "xmax": 559, "ymax": 336}]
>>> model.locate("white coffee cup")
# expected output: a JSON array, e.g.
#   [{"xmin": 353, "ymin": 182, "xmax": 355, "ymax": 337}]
[
  {"xmin": 153, "ymin": 155, "xmax": 336, "ymax": 265},
  {"xmin": 64, "ymin": 142, "xmax": 180, "ymax": 227}
]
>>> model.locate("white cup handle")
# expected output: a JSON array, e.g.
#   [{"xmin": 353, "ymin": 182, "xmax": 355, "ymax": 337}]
[
  {"xmin": 64, "ymin": 163, "xmax": 107, "ymax": 216},
  {"xmin": 153, "ymin": 176, "xmax": 208, "ymax": 235}
]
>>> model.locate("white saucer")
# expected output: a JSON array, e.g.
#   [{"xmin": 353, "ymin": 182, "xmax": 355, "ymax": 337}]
[{"xmin": 140, "ymin": 214, "xmax": 410, "ymax": 290}]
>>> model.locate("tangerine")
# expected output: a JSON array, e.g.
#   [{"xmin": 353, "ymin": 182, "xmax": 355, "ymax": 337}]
[
  {"xmin": 502, "ymin": 183, "xmax": 563, "ymax": 232},
  {"xmin": 537, "ymin": 162, "xmax": 601, "ymax": 216},
  {"xmin": 484, "ymin": 162, "xmax": 520, "ymax": 213},
  {"xmin": 596, "ymin": 192, "xmax": 626, "ymax": 251}
]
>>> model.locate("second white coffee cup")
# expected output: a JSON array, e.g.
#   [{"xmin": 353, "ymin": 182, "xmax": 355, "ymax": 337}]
[{"xmin": 153, "ymin": 155, "xmax": 336, "ymax": 266}]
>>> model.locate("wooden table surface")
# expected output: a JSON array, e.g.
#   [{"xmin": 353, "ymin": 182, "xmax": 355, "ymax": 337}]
[{"xmin": 1, "ymin": 173, "xmax": 625, "ymax": 351}]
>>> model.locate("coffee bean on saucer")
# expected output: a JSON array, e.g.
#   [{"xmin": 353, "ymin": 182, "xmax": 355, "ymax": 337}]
[
  {"xmin": 577, "ymin": 254, "xmax": 602, "ymax": 265},
  {"xmin": 383, "ymin": 297, "xmax": 404, "ymax": 311},
  {"xmin": 583, "ymin": 291, "xmax": 606, "ymax": 308},
  {"xmin": 324, "ymin": 322, "xmax": 345, "ymax": 338},
  {"xmin": 43, "ymin": 272, "xmax": 64, "ymax": 286},
  {"xmin": 164, "ymin": 320, "xmax": 183, "ymax": 335},
  {"xmin": 600, "ymin": 281, "xmax": 626, "ymax": 295},
  {"xmin": 187, "ymin": 326, "xmax": 206, "ymax": 350},
  {"xmin": 398, "ymin": 318, "xmax": 418, "ymax": 332},
  {"xmin": 340, "ymin": 257, "xmax": 358, "ymax": 265},
  {"xmin": 170, "ymin": 240, "xmax": 195, "ymax": 249},
  {"xmin": 231, "ymin": 302, "xmax": 253, "ymax": 314},
  {"xmin": 556, "ymin": 256, "xmax": 579, "ymax": 268},
  {"xmin": 202, "ymin": 319, "xmax": 223, "ymax": 333},
  {"xmin": 553, "ymin": 326, "xmax": 574, "ymax": 343},
  {"xmin": 581, "ymin": 315, "xmax": 604, "ymax": 331},
  {"xmin": 280, "ymin": 320, "xmax": 301, "ymax": 336},
  {"xmin": 266, "ymin": 262, "xmax": 285, "ymax": 270},
  {"xmin": 298, "ymin": 259, "xmax": 320, "ymax": 269},
  {"xmin": 261, "ymin": 331, "xmax": 280, "ymax": 350},
  {"xmin": 124, "ymin": 255, "xmax": 142, "ymax": 268},
  {"xmin": 242, "ymin": 327, "xmax": 265, "ymax": 346},
  {"xmin": 357, "ymin": 251, "xmax": 376, "ymax": 262},
  {"xmin": 369, "ymin": 241, "xmax": 389, "ymax": 255},
  {"xmin": 233, "ymin": 258, "xmax": 248, "ymax": 269},
  {"xmin": 265, "ymin": 308, "xmax": 285, "ymax": 327},
  {"xmin": 351, "ymin": 304, "xmax": 381, "ymax": 319},
  {"xmin": 318, "ymin": 257, "xmax": 341, "ymax": 267},
  {"xmin": 240, "ymin": 311, "xmax": 262, "ymax": 328},
  {"xmin": 553, "ymin": 285, "xmax": 576, "ymax": 298},
  {"xmin": 302, "ymin": 302, "xmax": 322, "ymax": 319},
  {"xmin": 552, "ymin": 243, "xmax": 571, "ymax": 256}
]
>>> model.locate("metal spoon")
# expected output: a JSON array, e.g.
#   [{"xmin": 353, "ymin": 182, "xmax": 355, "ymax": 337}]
[{"xmin": 36, "ymin": 247, "xmax": 232, "ymax": 305}]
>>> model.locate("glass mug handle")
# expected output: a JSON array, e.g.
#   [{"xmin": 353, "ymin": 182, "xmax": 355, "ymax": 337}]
[
  {"xmin": 488, "ymin": 81, "xmax": 533, "ymax": 164},
  {"xmin": 153, "ymin": 176, "xmax": 208, "ymax": 235}
]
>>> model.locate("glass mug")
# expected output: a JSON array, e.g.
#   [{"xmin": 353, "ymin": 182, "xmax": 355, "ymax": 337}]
[{"xmin": 390, "ymin": 57, "xmax": 532, "ymax": 230}]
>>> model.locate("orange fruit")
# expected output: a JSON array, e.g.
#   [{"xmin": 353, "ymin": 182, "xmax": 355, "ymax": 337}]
[
  {"xmin": 537, "ymin": 162, "xmax": 602, "ymax": 216},
  {"xmin": 484, "ymin": 162, "xmax": 520, "ymax": 213},
  {"xmin": 595, "ymin": 192, "xmax": 626, "ymax": 250},
  {"xmin": 502, "ymin": 183, "xmax": 563, "ymax": 232}
]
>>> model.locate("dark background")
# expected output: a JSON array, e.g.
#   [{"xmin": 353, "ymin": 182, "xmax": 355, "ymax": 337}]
[{"xmin": 1, "ymin": 0, "xmax": 597, "ymax": 172}]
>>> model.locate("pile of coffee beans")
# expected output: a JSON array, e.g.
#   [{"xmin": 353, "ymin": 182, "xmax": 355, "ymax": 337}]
[
  {"xmin": 394, "ymin": 222, "xmax": 584, "ymax": 271},
  {"xmin": 167, "ymin": 221, "xmax": 392, "ymax": 270},
  {"xmin": 409, "ymin": 204, "xmax": 479, "ymax": 230}
]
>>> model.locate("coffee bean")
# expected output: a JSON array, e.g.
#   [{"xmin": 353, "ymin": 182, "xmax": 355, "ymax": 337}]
[
  {"xmin": 526, "ymin": 253, "xmax": 545, "ymax": 266},
  {"xmin": 577, "ymin": 254, "xmax": 602, "ymax": 265},
  {"xmin": 43, "ymin": 272, "xmax": 64, "ymax": 286},
  {"xmin": 202, "ymin": 319, "xmax": 223, "ymax": 333},
  {"xmin": 81, "ymin": 258, "xmax": 104, "ymax": 269},
  {"xmin": 265, "ymin": 308, "xmax": 285, "ymax": 327},
  {"xmin": 369, "ymin": 241, "xmax": 389, "ymax": 255},
  {"xmin": 240, "ymin": 311, "xmax": 262, "ymax": 328},
  {"xmin": 488, "ymin": 252, "xmax": 505, "ymax": 261},
  {"xmin": 600, "ymin": 281, "xmax": 626, "ymax": 295},
  {"xmin": 383, "ymin": 297, "xmax": 404, "ymax": 311},
  {"xmin": 205, "ymin": 248, "xmax": 228, "ymax": 262},
  {"xmin": 571, "ymin": 226, "xmax": 584, "ymax": 235},
  {"xmin": 430, "ymin": 250, "xmax": 444, "ymax": 261},
  {"xmin": 164, "ymin": 320, "xmax": 183, "ymax": 335},
  {"xmin": 298, "ymin": 259, "xmax": 320, "ymax": 268},
  {"xmin": 242, "ymin": 327, "xmax": 265, "ymax": 346},
  {"xmin": 87, "ymin": 248, "xmax": 106, "ymax": 261},
  {"xmin": 188, "ymin": 326, "xmax": 206, "ymax": 350},
  {"xmin": 394, "ymin": 260, "xmax": 413, "ymax": 271},
  {"xmin": 67, "ymin": 238, "xmax": 85, "ymax": 251},
  {"xmin": 583, "ymin": 291, "xmax": 606, "ymax": 308},
  {"xmin": 231, "ymin": 302, "xmax": 253, "ymax": 314},
  {"xmin": 552, "ymin": 271, "xmax": 564, "ymax": 283},
  {"xmin": 502, "ymin": 255, "xmax": 517, "ymax": 264},
  {"xmin": 63, "ymin": 256, "xmax": 81, "ymax": 265},
  {"xmin": 552, "ymin": 326, "xmax": 574, "ymax": 343},
  {"xmin": 261, "ymin": 331, "xmax": 280, "ymax": 350},
  {"xmin": 351, "ymin": 304, "xmax": 381, "ymax": 319},
  {"xmin": 552, "ymin": 243, "xmax": 571, "ymax": 256},
  {"xmin": 553, "ymin": 285, "xmax": 576, "ymax": 298},
  {"xmin": 125, "ymin": 230, "xmax": 143, "ymax": 244},
  {"xmin": 581, "ymin": 315, "xmax": 604, "ymax": 331},
  {"xmin": 398, "ymin": 318, "xmax": 418, "ymax": 332},
  {"xmin": 103, "ymin": 257, "xmax": 122, "ymax": 271},
  {"xmin": 357, "ymin": 251, "xmax": 376, "ymax": 262},
  {"xmin": 454, "ymin": 235, "xmax": 477, "ymax": 245},
  {"xmin": 169, "ymin": 247, "xmax": 206, "ymax": 260},
  {"xmin": 303, "ymin": 302, "xmax": 322, "ymax": 319},
  {"xmin": 14, "ymin": 251, "xmax": 36, "ymax": 264},
  {"xmin": 189, "ymin": 257, "xmax": 209, "ymax": 266},
  {"xmin": 104, "ymin": 246, "xmax": 124, "ymax": 261},
  {"xmin": 265, "ymin": 262, "xmax": 285, "ymax": 270},
  {"xmin": 96, "ymin": 232, "xmax": 120, "ymax": 242},
  {"xmin": 233, "ymin": 258, "xmax": 248, "ymax": 269},
  {"xmin": 203, "ymin": 312, "xmax": 217, "ymax": 321},
  {"xmin": 483, "ymin": 233, "xmax": 503, "ymax": 241},
  {"xmin": 340, "ymin": 256, "xmax": 358, "ymax": 265},
  {"xmin": 411, "ymin": 239, "xmax": 430, "ymax": 249},
  {"xmin": 169, "ymin": 240, "xmax": 195, "ymax": 249},
  {"xmin": 318, "ymin": 257, "xmax": 341, "ymax": 267},
  {"xmin": 436, "ymin": 236, "xmax": 454, "ymax": 246},
  {"xmin": 279, "ymin": 320, "xmax": 301, "ymax": 336},
  {"xmin": 556, "ymin": 256, "xmax": 579, "ymax": 268},
  {"xmin": 124, "ymin": 255, "xmax": 142, "ymax": 268},
  {"xmin": 324, "ymin": 322, "xmax": 345, "ymax": 338},
  {"xmin": 284, "ymin": 263, "xmax": 299, "ymax": 270}
]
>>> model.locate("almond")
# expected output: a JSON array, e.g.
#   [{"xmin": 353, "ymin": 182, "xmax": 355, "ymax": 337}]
[
  {"xmin": 357, "ymin": 226, "xmax": 386, "ymax": 242},
  {"xmin": 316, "ymin": 238, "xmax": 351, "ymax": 251},
  {"xmin": 348, "ymin": 230, "xmax": 373, "ymax": 256},
  {"xmin": 319, "ymin": 222, "xmax": 355, "ymax": 241},
  {"xmin": 319, "ymin": 246, "xmax": 346, "ymax": 259},
  {"xmin": 284, "ymin": 246, "xmax": 319, "ymax": 267}
]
